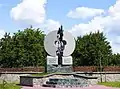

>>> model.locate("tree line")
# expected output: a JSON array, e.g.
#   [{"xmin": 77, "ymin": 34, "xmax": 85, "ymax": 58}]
[{"xmin": 0, "ymin": 27, "xmax": 120, "ymax": 68}]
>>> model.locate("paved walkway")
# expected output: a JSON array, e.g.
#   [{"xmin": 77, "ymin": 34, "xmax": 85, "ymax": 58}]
[{"xmin": 21, "ymin": 85, "xmax": 120, "ymax": 89}]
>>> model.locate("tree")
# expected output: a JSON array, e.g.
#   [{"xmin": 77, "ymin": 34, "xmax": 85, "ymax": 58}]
[
  {"xmin": 0, "ymin": 33, "xmax": 14, "ymax": 67},
  {"xmin": 110, "ymin": 53, "xmax": 120, "ymax": 66},
  {"xmin": 72, "ymin": 31, "xmax": 112, "ymax": 66},
  {"xmin": 0, "ymin": 27, "xmax": 47, "ymax": 68}
]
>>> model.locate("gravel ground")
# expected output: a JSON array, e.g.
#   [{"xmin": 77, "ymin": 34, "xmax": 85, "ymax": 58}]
[{"xmin": 21, "ymin": 85, "xmax": 120, "ymax": 89}]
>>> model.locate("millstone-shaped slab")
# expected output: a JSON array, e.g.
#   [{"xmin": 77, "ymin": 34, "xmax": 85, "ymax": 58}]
[{"xmin": 44, "ymin": 30, "xmax": 75, "ymax": 57}]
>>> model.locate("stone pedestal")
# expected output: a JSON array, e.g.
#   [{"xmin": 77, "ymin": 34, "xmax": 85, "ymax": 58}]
[
  {"xmin": 47, "ymin": 65, "xmax": 72, "ymax": 73},
  {"xmin": 47, "ymin": 56, "xmax": 73, "ymax": 73}
]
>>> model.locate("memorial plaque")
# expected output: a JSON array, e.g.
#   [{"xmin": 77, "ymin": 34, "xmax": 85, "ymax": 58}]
[
  {"xmin": 47, "ymin": 56, "xmax": 58, "ymax": 65},
  {"xmin": 62, "ymin": 56, "xmax": 72, "ymax": 65}
]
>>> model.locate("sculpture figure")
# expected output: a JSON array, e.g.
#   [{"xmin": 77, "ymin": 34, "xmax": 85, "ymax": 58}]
[{"xmin": 55, "ymin": 25, "xmax": 67, "ymax": 65}]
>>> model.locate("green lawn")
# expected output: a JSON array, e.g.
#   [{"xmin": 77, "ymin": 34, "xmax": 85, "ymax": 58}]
[
  {"xmin": 32, "ymin": 72, "xmax": 50, "ymax": 76},
  {"xmin": 0, "ymin": 83, "xmax": 21, "ymax": 89},
  {"xmin": 98, "ymin": 81, "xmax": 120, "ymax": 88},
  {"xmin": 31, "ymin": 72, "xmax": 65, "ymax": 76}
]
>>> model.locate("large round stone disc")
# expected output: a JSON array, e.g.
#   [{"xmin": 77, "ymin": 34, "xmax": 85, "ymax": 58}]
[{"xmin": 44, "ymin": 30, "xmax": 75, "ymax": 57}]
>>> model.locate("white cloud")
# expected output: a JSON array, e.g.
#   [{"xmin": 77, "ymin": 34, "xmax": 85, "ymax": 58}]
[
  {"xmin": 69, "ymin": 0, "xmax": 120, "ymax": 53},
  {"xmin": 42, "ymin": 19, "xmax": 61, "ymax": 34},
  {"xmin": 70, "ymin": 16, "xmax": 111, "ymax": 37},
  {"xmin": 10, "ymin": 0, "xmax": 47, "ymax": 25},
  {"xmin": 109, "ymin": 0, "xmax": 120, "ymax": 17},
  {"xmin": 67, "ymin": 7, "xmax": 105, "ymax": 19},
  {"xmin": 10, "ymin": 0, "xmax": 61, "ymax": 34},
  {"xmin": 0, "ymin": 29, "xmax": 5, "ymax": 39},
  {"xmin": 110, "ymin": 41, "xmax": 120, "ymax": 54}
]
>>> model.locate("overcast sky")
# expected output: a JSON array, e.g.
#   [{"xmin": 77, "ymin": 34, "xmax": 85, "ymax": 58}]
[{"xmin": 0, "ymin": 0, "xmax": 120, "ymax": 53}]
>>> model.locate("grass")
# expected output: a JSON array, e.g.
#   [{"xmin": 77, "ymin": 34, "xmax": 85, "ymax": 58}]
[
  {"xmin": 98, "ymin": 81, "xmax": 120, "ymax": 88},
  {"xmin": 31, "ymin": 72, "xmax": 64, "ymax": 76},
  {"xmin": 0, "ymin": 83, "xmax": 21, "ymax": 89},
  {"xmin": 31, "ymin": 72, "xmax": 50, "ymax": 76}
]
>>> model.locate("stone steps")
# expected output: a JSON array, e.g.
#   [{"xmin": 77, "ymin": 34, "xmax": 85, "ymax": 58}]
[
  {"xmin": 42, "ymin": 78, "xmax": 89, "ymax": 88},
  {"xmin": 46, "ymin": 81, "xmax": 57, "ymax": 84},
  {"xmin": 42, "ymin": 84, "xmax": 56, "ymax": 88}
]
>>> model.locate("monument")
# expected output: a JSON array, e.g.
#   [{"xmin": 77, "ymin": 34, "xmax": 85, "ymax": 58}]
[
  {"xmin": 44, "ymin": 25, "xmax": 75, "ymax": 73},
  {"xmin": 20, "ymin": 26, "xmax": 97, "ymax": 88}
]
